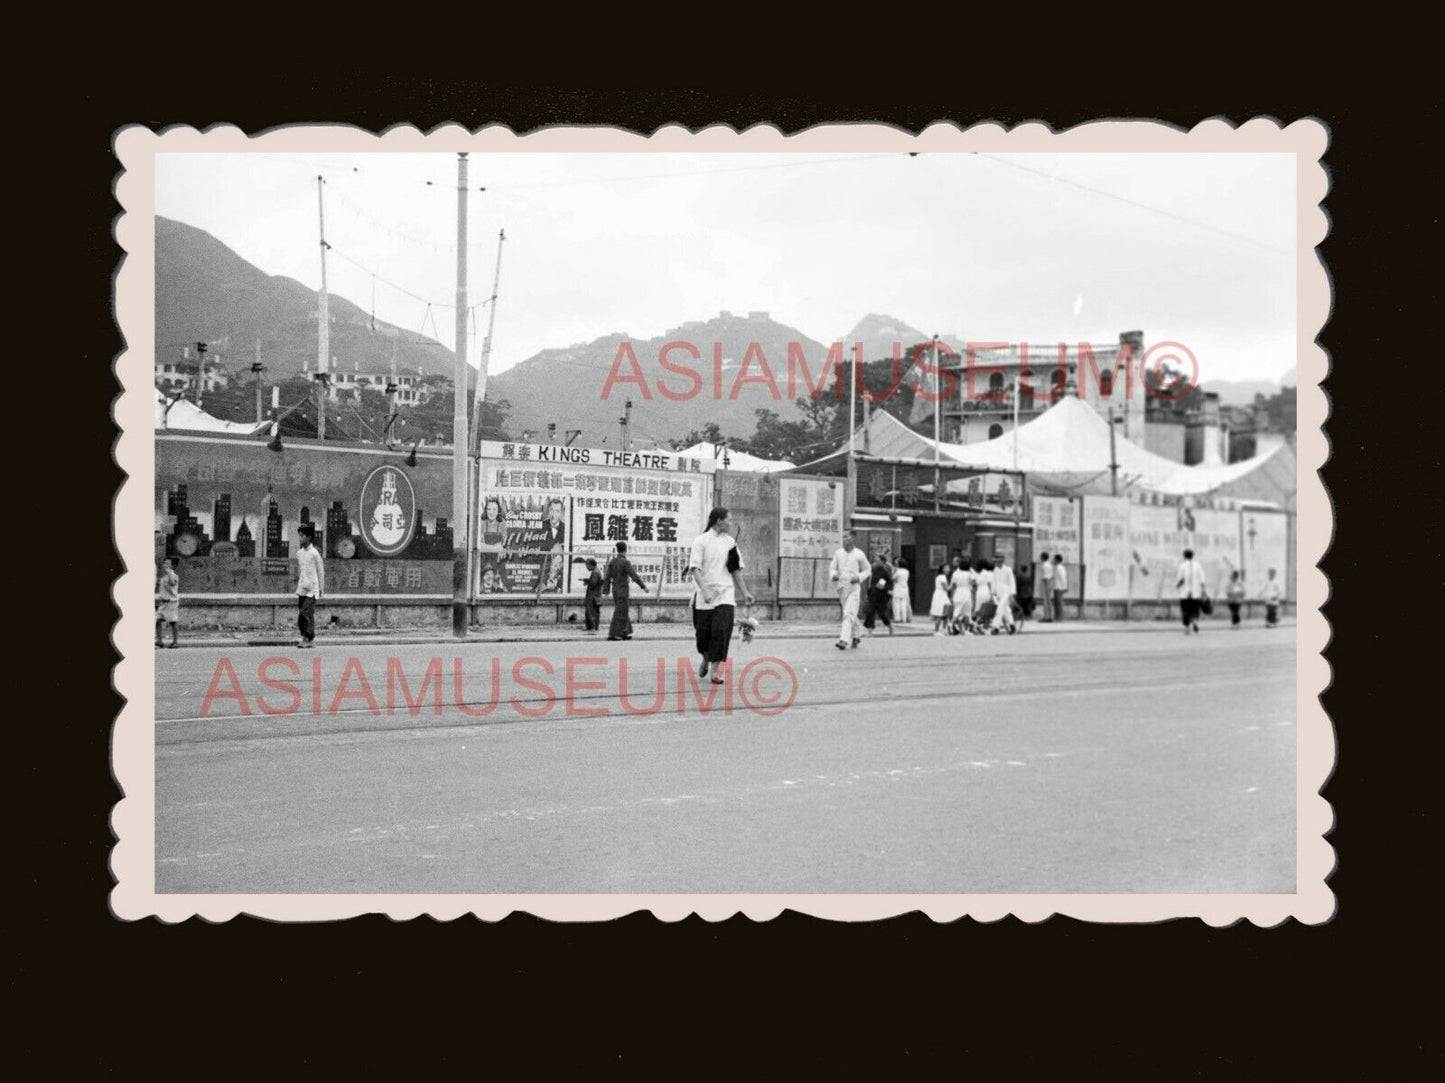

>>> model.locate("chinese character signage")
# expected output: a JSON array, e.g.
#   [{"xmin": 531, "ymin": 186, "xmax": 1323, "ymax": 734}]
[
  {"xmin": 156, "ymin": 433, "xmax": 455, "ymax": 597},
  {"xmin": 358, "ymin": 465, "xmax": 417, "ymax": 557},
  {"xmin": 778, "ymin": 476, "xmax": 843, "ymax": 598},
  {"xmin": 1032, "ymin": 496, "xmax": 1081, "ymax": 564},
  {"xmin": 477, "ymin": 442, "xmax": 711, "ymax": 597},
  {"xmin": 778, "ymin": 477, "xmax": 842, "ymax": 559}
]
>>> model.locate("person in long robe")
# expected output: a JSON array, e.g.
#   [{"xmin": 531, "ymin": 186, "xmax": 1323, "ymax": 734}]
[
  {"xmin": 605, "ymin": 541, "xmax": 648, "ymax": 640},
  {"xmin": 891, "ymin": 559, "xmax": 913, "ymax": 623},
  {"xmin": 863, "ymin": 553, "xmax": 894, "ymax": 636}
]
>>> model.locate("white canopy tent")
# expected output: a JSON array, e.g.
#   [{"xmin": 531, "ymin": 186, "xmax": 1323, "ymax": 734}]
[
  {"xmin": 155, "ymin": 388, "xmax": 269, "ymax": 436},
  {"xmin": 841, "ymin": 398, "xmax": 1290, "ymax": 500},
  {"xmin": 678, "ymin": 440, "xmax": 795, "ymax": 473}
]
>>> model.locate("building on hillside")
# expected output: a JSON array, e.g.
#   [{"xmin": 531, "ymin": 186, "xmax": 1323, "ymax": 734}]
[
  {"xmin": 912, "ymin": 331, "xmax": 1150, "ymax": 450},
  {"xmin": 300, "ymin": 357, "xmax": 433, "ymax": 406},
  {"xmin": 154, "ymin": 358, "xmax": 232, "ymax": 397}
]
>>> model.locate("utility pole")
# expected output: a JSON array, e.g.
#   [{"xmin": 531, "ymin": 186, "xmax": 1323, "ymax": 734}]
[
  {"xmin": 452, "ymin": 152, "xmax": 471, "ymax": 639},
  {"xmin": 1109, "ymin": 405, "xmax": 1120, "ymax": 496},
  {"xmin": 194, "ymin": 341, "xmax": 208, "ymax": 409},
  {"xmin": 845, "ymin": 345, "xmax": 858, "ymax": 524},
  {"xmin": 385, "ymin": 332, "xmax": 399, "ymax": 443},
  {"xmin": 252, "ymin": 338, "xmax": 265, "ymax": 425},
  {"xmin": 1012, "ymin": 372, "xmax": 1021, "ymax": 473},
  {"xmin": 931, "ymin": 335, "xmax": 941, "ymax": 515},
  {"xmin": 621, "ymin": 399, "xmax": 633, "ymax": 451},
  {"xmin": 470, "ymin": 229, "xmax": 505, "ymax": 450},
  {"xmin": 316, "ymin": 175, "xmax": 330, "ymax": 442}
]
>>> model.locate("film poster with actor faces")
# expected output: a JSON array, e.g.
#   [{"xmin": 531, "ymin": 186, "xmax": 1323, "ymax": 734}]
[{"xmin": 476, "ymin": 440, "xmax": 714, "ymax": 597}]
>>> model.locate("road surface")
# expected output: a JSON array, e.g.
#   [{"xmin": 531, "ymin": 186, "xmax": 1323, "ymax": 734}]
[{"xmin": 152, "ymin": 624, "xmax": 1297, "ymax": 894}]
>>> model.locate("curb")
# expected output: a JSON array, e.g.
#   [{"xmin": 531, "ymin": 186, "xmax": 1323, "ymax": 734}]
[{"xmin": 152, "ymin": 620, "xmax": 1297, "ymax": 650}]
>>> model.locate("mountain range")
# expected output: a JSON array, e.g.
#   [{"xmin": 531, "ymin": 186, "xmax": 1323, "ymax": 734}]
[
  {"xmin": 156, "ymin": 216, "xmax": 1293, "ymax": 438},
  {"xmin": 486, "ymin": 313, "xmax": 835, "ymax": 447},
  {"xmin": 156, "ymin": 216, "xmax": 469, "ymax": 387}
]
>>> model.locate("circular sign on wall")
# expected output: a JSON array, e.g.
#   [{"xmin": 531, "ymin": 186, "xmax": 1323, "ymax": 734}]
[{"xmin": 358, "ymin": 464, "xmax": 417, "ymax": 558}]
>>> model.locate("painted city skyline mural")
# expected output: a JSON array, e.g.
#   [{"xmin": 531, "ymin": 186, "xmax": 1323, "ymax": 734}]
[{"xmin": 155, "ymin": 435, "xmax": 455, "ymax": 596}]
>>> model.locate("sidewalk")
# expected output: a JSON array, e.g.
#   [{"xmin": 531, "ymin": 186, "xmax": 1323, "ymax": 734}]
[{"xmin": 156, "ymin": 617, "xmax": 1297, "ymax": 650}]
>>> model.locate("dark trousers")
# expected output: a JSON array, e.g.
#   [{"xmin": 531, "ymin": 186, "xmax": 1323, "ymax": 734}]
[
  {"xmin": 863, "ymin": 590, "xmax": 892, "ymax": 629},
  {"xmin": 609, "ymin": 596, "xmax": 633, "ymax": 639},
  {"xmin": 1052, "ymin": 589, "xmax": 1065, "ymax": 620},
  {"xmin": 1266, "ymin": 603, "xmax": 1279, "ymax": 626},
  {"xmin": 693, "ymin": 604, "xmax": 736, "ymax": 664},
  {"xmin": 584, "ymin": 595, "xmax": 601, "ymax": 630},
  {"xmin": 1228, "ymin": 602, "xmax": 1242, "ymax": 625},
  {"xmin": 1180, "ymin": 596, "xmax": 1202, "ymax": 627},
  {"xmin": 297, "ymin": 595, "xmax": 317, "ymax": 642}
]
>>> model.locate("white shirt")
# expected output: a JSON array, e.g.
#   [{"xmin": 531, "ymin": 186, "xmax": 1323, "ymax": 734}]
[
  {"xmin": 949, "ymin": 568, "xmax": 973, "ymax": 597},
  {"xmin": 829, "ymin": 546, "xmax": 870, "ymax": 591},
  {"xmin": 689, "ymin": 528, "xmax": 742, "ymax": 610},
  {"xmin": 892, "ymin": 567, "xmax": 910, "ymax": 597},
  {"xmin": 1262, "ymin": 578, "xmax": 1283, "ymax": 603},
  {"xmin": 1040, "ymin": 561, "xmax": 1054, "ymax": 584},
  {"xmin": 993, "ymin": 564, "xmax": 1017, "ymax": 599},
  {"xmin": 1176, "ymin": 558, "xmax": 1207, "ymax": 599},
  {"xmin": 296, "ymin": 544, "xmax": 325, "ymax": 598},
  {"xmin": 1052, "ymin": 564, "xmax": 1068, "ymax": 592}
]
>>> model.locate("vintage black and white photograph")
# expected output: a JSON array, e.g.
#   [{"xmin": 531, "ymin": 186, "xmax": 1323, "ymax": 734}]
[{"xmin": 112, "ymin": 123, "xmax": 1331, "ymax": 921}]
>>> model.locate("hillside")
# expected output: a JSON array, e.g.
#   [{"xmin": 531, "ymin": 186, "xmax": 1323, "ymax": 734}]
[
  {"xmin": 487, "ymin": 313, "xmax": 835, "ymax": 446},
  {"xmin": 155, "ymin": 216, "xmax": 468, "ymax": 386},
  {"xmin": 1201, "ymin": 378, "xmax": 1287, "ymax": 407}
]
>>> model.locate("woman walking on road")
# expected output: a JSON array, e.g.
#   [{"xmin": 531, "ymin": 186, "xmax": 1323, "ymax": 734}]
[
  {"xmin": 949, "ymin": 558, "xmax": 975, "ymax": 634},
  {"xmin": 605, "ymin": 541, "xmax": 649, "ymax": 640},
  {"xmin": 891, "ymin": 558, "xmax": 913, "ymax": 624},
  {"xmin": 930, "ymin": 563, "xmax": 951, "ymax": 636}
]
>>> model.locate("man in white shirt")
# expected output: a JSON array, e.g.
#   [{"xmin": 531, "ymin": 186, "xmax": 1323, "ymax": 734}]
[
  {"xmin": 1261, "ymin": 567, "xmax": 1283, "ymax": 627},
  {"xmin": 1051, "ymin": 554, "xmax": 1068, "ymax": 622},
  {"xmin": 295, "ymin": 524, "xmax": 325, "ymax": 648},
  {"xmin": 991, "ymin": 554, "xmax": 1018, "ymax": 633},
  {"xmin": 688, "ymin": 506, "xmax": 753, "ymax": 683},
  {"xmin": 828, "ymin": 531, "xmax": 871, "ymax": 650},
  {"xmin": 1175, "ymin": 547, "xmax": 1209, "ymax": 634}
]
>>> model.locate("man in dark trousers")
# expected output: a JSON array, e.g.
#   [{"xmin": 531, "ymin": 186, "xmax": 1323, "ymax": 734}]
[
  {"xmin": 605, "ymin": 541, "xmax": 649, "ymax": 640},
  {"xmin": 582, "ymin": 557, "xmax": 603, "ymax": 632},
  {"xmin": 688, "ymin": 507, "xmax": 753, "ymax": 684},
  {"xmin": 863, "ymin": 551, "xmax": 894, "ymax": 636},
  {"xmin": 294, "ymin": 524, "xmax": 324, "ymax": 648}
]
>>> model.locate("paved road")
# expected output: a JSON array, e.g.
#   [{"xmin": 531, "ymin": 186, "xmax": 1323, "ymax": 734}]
[{"xmin": 153, "ymin": 625, "xmax": 1296, "ymax": 894}]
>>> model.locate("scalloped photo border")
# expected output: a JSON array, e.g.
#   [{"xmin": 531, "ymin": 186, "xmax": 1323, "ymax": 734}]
[{"xmin": 111, "ymin": 119, "xmax": 1332, "ymax": 924}]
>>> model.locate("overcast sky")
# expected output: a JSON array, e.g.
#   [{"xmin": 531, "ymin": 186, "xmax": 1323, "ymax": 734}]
[{"xmin": 155, "ymin": 150, "xmax": 1296, "ymax": 384}]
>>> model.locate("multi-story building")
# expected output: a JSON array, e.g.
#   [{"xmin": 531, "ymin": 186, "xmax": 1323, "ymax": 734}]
[
  {"xmin": 303, "ymin": 357, "xmax": 433, "ymax": 406},
  {"xmin": 154, "ymin": 358, "xmax": 232, "ymax": 397},
  {"xmin": 918, "ymin": 331, "xmax": 1149, "ymax": 448}
]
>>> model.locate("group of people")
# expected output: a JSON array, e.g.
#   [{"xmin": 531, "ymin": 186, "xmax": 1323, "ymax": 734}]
[
  {"xmin": 825, "ymin": 532, "xmax": 918, "ymax": 649},
  {"xmin": 577, "ymin": 542, "xmax": 651, "ymax": 640},
  {"xmin": 928, "ymin": 554, "xmax": 1020, "ymax": 636},
  {"xmin": 1034, "ymin": 551, "xmax": 1070, "ymax": 622},
  {"xmin": 1178, "ymin": 550, "xmax": 1284, "ymax": 633}
]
